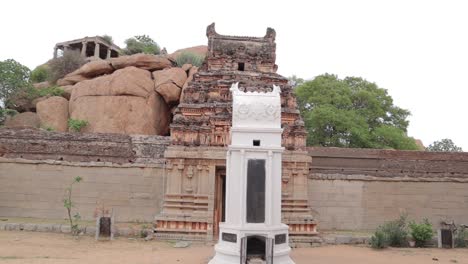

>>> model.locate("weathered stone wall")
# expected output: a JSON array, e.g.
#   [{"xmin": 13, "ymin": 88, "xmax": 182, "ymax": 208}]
[
  {"xmin": 0, "ymin": 128, "xmax": 169, "ymax": 163},
  {"xmin": 0, "ymin": 160, "xmax": 165, "ymax": 222},
  {"xmin": 308, "ymin": 147, "xmax": 468, "ymax": 230},
  {"xmin": 2, "ymin": 129, "xmax": 468, "ymax": 231},
  {"xmin": 0, "ymin": 128, "xmax": 170, "ymax": 222}
]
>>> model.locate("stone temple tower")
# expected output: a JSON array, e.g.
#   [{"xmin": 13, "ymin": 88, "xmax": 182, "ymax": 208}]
[
  {"xmin": 208, "ymin": 82, "xmax": 294, "ymax": 264},
  {"xmin": 155, "ymin": 23, "xmax": 316, "ymax": 244}
]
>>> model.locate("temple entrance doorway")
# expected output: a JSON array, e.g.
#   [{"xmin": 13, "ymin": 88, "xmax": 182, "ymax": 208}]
[{"xmin": 213, "ymin": 166, "xmax": 226, "ymax": 238}]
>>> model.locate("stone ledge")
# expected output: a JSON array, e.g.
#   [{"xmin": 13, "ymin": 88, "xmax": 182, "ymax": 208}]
[
  {"xmin": 310, "ymin": 173, "xmax": 468, "ymax": 183},
  {"xmin": 0, "ymin": 221, "xmax": 372, "ymax": 247},
  {"xmin": 0, "ymin": 157, "xmax": 165, "ymax": 168},
  {"xmin": 0, "ymin": 222, "xmax": 152, "ymax": 238}
]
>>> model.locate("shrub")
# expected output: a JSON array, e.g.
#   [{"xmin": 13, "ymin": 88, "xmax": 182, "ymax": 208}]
[
  {"xmin": 63, "ymin": 176, "xmax": 82, "ymax": 235},
  {"xmin": 30, "ymin": 65, "xmax": 50, "ymax": 83},
  {"xmin": 455, "ymin": 226, "xmax": 468, "ymax": 248},
  {"xmin": 409, "ymin": 219, "xmax": 434, "ymax": 247},
  {"xmin": 48, "ymin": 50, "xmax": 85, "ymax": 84},
  {"xmin": 370, "ymin": 230, "xmax": 388, "ymax": 249},
  {"xmin": 175, "ymin": 52, "xmax": 205, "ymax": 67},
  {"xmin": 369, "ymin": 214, "xmax": 408, "ymax": 249},
  {"xmin": 122, "ymin": 35, "xmax": 160, "ymax": 55},
  {"xmin": 4, "ymin": 85, "xmax": 37, "ymax": 112},
  {"xmin": 0, "ymin": 108, "xmax": 18, "ymax": 126},
  {"xmin": 36, "ymin": 86, "xmax": 65, "ymax": 97},
  {"xmin": 379, "ymin": 214, "xmax": 408, "ymax": 247},
  {"xmin": 68, "ymin": 118, "xmax": 89, "ymax": 132}
]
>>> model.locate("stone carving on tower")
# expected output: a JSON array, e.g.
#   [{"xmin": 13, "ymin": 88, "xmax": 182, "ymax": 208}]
[{"xmin": 170, "ymin": 23, "xmax": 307, "ymax": 150}]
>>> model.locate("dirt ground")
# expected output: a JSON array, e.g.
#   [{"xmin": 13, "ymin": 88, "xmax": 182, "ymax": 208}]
[{"xmin": 1, "ymin": 231, "xmax": 468, "ymax": 264}]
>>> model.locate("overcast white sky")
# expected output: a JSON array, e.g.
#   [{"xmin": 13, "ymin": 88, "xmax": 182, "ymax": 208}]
[{"xmin": 1, "ymin": 0, "xmax": 467, "ymax": 150}]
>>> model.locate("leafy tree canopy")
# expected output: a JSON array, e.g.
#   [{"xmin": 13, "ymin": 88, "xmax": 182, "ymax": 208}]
[
  {"xmin": 0, "ymin": 59, "xmax": 31, "ymax": 106},
  {"xmin": 295, "ymin": 73, "xmax": 418, "ymax": 150},
  {"xmin": 122, "ymin": 35, "xmax": 160, "ymax": 55},
  {"xmin": 30, "ymin": 65, "xmax": 50, "ymax": 83},
  {"xmin": 426, "ymin": 138, "xmax": 463, "ymax": 152}
]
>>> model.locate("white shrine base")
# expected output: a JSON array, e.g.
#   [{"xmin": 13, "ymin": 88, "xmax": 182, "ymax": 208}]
[{"xmin": 208, "ymin": 223, "xmax": 295, "ymax": 264}]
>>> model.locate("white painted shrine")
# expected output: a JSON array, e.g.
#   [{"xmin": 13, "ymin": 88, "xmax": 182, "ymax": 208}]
[{"xmin": 209, "ymin": 83, "xmax": 294, "ymax": 264}]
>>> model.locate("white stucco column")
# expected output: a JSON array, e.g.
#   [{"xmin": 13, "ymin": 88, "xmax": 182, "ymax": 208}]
[
  {"xmin": 81, "ymin": 42, "xmax": 87, "ymax": 57},
  {"xmin": 94, "ymin": 42, "xmax": 100, "ymax": 58}
]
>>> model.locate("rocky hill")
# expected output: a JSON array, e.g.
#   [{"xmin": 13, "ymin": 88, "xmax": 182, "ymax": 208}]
[{"xmin": 5, "ymin": 48, "xmax": 207, "ymax": 136}]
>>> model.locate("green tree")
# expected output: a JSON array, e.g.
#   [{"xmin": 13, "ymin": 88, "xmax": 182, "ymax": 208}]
[
  {"xmin": 295, "ymin": 74, "xmax": 418, "ymax": 150},
  {"xmin": 0, "ymin": 59, "xmax": 31, "ymax": 106},
  {"xmin": 30, "ymin": 65, "xmax": 50, "ymax": 83},
  {"xmin": 427, "ymin": 138, "xmax": 463, "ymax": 152},
  {"xmin": 122, "ymin": 35, "xmax": 160, "ymax": 55}
]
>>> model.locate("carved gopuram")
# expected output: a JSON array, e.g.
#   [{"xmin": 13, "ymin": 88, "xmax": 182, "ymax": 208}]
[
  {"xmin": 54, "ymin": 36, "xmax": 121, "ymax": 60},
  {"xmin": 155, "ymin": 23, "xmax": 317, "ymax": 242}
]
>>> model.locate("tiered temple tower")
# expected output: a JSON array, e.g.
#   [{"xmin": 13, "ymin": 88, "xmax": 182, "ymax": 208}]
[{"xmin": 155, "ymin": 23, "xmax": 317, "ymax": 242}]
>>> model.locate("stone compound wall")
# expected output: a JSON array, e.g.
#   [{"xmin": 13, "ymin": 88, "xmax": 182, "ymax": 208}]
[
  {"xmin": 0, "ymin": 129, "xmax": 170, "ymax": 222},
  {"xmin": 308, "ymin": 147, "xmax": 468, "ymax": 230},
  {"xmin": 2, "ymin": 128, "xmax": 468, "ymax": 232}
]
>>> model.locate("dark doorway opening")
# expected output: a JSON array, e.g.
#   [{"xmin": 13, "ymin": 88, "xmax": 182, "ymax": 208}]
[
  {"xmin": 241, "ymin": 236, "xmax": 274, "ymax": 264},
  {"xmin": 247, "ymin": 236, "xmax": 266, "ymax": 260},
  {"xmin": 238, "ymin": 62, "xmax": 245, "ymax": 71},
  {"xmin": 214, "ymin": 166, "xmax": 226, "ymax": 238},
  {"xmin": 99, "ymin": 217, "xmax": 111, "ymax": 237}
]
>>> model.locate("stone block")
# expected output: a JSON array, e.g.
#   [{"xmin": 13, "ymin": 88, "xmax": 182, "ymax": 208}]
[
  {"xmin": 85, "ymin": 226, "xmax": 96, "ymax": 236},
  {"xmin": 5, "ymin": 223, "xmax": 19, "ymax": 231},
  {"xmin": 52, "ymin": 224, "xmax": 62, "ymax": 233},
  {"xmin": 60, "ymin": 225, "xmax": 71, "ymax": 233},
  {"xmin": 117, "ymin": 227, "xmax": 135, "ymax": 237},
  {"xmin": 36, "ymin": 224, "xmax": 54, "ymax": 232},
  {"xmin": 335, "ymin": 235, "xmax": 352, "ymax": 244},
  {"xmin": 323, "ymin": 237, "xmax": 336, "ymax": 245},
  {"xmin": 23, "ymin": 223, "xmax": 37, "ymax": 231}
]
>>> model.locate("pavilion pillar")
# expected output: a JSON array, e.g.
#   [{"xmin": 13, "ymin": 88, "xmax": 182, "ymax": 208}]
[
  {"xmin": 94, "ymin": 42, "xmax": 100, "ymax": 59},
  {"xmin": 81, "ymin": 42, "xmax": 87, "ymax": 57},
  {"xmin": 63, "ymin": 45, "xmax": 70, "ymax": 54},
  {"xmin": 53, "ymin": 47, "xmax": 58, "ymax": 59},
  {"xmin": 106, "ymin": 48, "xmax": 111, "ymax": 59}
]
